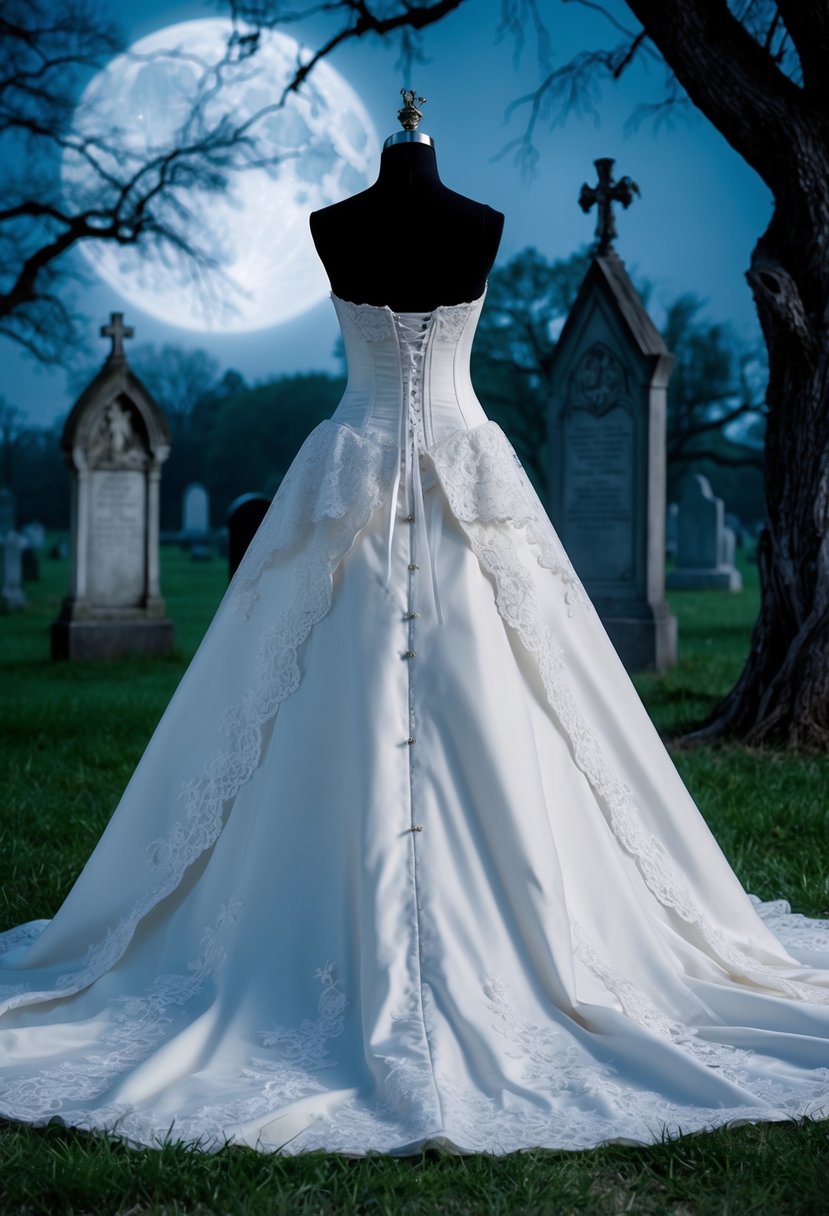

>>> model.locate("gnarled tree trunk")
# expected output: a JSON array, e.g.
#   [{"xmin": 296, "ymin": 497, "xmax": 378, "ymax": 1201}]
[
  {"xmin": 624, "ymin": 0, "xmax": 829, "ymax": 747},
  {"xmin": 689, "ymin": 205, "xmax": 829, "ymax": 746}
]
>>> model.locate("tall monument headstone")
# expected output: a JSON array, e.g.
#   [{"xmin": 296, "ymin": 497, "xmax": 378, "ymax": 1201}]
[
  {"xmin": 548, "ymin": 159, "xmax": 677, "ymax": 671},
  {"xmin": 51, "ymin": 313, "xmax": 174, "ymax": 659}
]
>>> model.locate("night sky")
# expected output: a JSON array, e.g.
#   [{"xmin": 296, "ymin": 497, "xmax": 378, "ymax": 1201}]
[{"xmin": 4, "ymin": 0, "xmax": 772, "ymax": 428}]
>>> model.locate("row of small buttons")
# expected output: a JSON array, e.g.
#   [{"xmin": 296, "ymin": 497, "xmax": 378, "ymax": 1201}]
[{"xmin": 404, "ymin": 509, "xmax": 421, "ymax": 836}]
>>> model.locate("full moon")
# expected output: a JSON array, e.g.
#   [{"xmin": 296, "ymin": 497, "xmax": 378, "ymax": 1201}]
[{"xmin": 64, "ymin": 20, "xmax": 379, "ymax": 332}]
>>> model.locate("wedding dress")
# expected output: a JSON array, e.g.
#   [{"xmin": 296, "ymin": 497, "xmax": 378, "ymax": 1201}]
[{"xmin": 1, "ymin": 289, "xmax": 829, "ymax": 1156}]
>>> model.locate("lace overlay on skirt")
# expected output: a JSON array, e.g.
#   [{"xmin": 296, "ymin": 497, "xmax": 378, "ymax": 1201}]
[{"xmin": 2, "ymin": 291, "xmax": 829, "ymax": 1156}]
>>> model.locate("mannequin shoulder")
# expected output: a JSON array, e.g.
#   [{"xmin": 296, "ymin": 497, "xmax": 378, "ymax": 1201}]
[
  {"xmin": 452, "ymin": 198, "xmax": 505, "ymax": 261},
  {"xmin": 442, "ymin": 190, "xmax": 504, "ymax": 239},
  {"xmin": 310, "ymin": 193, "xmax": 375, "ymax": 255},
  {"xmin": 482, "ymin": 203, "xmax": 505, "ymax": 241},
  {"xmin": 310, "ymin": 192, "xmax": 372, "ymax": 229}
]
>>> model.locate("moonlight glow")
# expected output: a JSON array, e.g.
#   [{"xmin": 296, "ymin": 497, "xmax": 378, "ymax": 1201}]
[{"xmin": 64, "ymin": 20, "xmax": 379, "ymax": 332}]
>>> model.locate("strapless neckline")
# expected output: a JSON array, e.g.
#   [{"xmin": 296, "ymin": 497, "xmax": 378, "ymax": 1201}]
[{"xmin": 329, "ymin": 286, "xmax": 487, "ymax": 318}]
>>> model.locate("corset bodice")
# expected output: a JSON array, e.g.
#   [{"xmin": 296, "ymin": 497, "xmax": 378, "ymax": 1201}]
[
  {"xmin": 329, "ymin": 290, "xmax": 489, "ymax": 620},
  {"xmin": 329, "ymin": 291, "xmax": 489, "ymax": 447}
]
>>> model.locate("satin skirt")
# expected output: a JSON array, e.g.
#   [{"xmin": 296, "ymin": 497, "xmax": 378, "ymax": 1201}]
[{"xmin": 1, "ymin": 424, "xmax": 829, "ymax": 1155}]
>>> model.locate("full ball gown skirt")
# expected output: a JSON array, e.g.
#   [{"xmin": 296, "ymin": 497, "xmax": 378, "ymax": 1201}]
[{"xmin": 1, "ymin": 292, "xmax": 829, "ymax": 1155}]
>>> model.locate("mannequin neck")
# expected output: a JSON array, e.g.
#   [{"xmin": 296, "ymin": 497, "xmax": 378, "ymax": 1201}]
[{"xmin": 375, "ymin": 141, "xmax": 443, "ymax": 192}]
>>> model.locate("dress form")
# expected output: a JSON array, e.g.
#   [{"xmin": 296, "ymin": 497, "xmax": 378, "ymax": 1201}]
[{"xmin": 310, "ymin": 95, "xmax": 503, "ymax": 311}]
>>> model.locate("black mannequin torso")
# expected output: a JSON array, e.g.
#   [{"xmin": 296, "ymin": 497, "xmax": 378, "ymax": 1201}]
[{"xmin": 310, "ymin": 141, "xmax": 504, "ymax": 312}]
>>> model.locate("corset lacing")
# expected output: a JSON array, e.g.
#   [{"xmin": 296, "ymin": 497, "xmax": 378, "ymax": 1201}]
[{"xmin": 385, "ymin": 311, "xmax": 444, "ymax": 624}]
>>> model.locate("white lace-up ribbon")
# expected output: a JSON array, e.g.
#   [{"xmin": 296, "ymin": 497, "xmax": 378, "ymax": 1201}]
[{"xmin": 385, "ymin": 311, "xmax": 444, "ymax": 624}]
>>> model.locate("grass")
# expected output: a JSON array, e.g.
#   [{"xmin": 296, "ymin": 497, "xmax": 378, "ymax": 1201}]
[{"xmin": 1, "ymin": 543, "xmax": 828, "ymax": 1215}]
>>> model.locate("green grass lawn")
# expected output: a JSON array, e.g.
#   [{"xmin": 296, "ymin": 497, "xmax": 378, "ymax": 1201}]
[{"xmin": 1, "ymin": 544, "xmax": 828, "ymax": 1215}]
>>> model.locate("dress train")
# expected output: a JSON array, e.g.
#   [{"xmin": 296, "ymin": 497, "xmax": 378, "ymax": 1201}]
[{"xmin": 1, "ymin": 292, "xmax": 828, "ymax": 1154}]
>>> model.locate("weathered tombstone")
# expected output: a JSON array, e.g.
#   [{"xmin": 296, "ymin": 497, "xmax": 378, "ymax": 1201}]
[
  {"xmin": 181, "ymin": 483, "xmax": 210, "ymax": 540},
  {"xmin": 51, "ymin": 313, "xmax": 175, "ymax": 659},
  {"xmin": 548, "ymin": 159, "xmax": 677, "ymax": 671},
  {"xmin": 227, "ymin": 493, "xmax": 270, "ymax": 580},
  {"xmin": 667, "ymin": 474, "xmax": 743, "ymax": 591},
  {"xmin": 1, "ymin": 532, "xmax": 28, "ymax": 612},
  {"xmin": 21, "ymin": 521, "xmax": 46, "ymax": 550}
]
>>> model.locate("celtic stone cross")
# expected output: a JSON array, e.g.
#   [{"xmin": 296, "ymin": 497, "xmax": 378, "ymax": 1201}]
[{"xmin": 578, "ymin": 158, "xmax": 641, "ymax": 255}]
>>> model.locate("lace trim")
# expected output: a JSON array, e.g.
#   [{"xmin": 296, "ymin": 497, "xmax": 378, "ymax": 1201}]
[
  {"xmin": 431, "ymin": 423, "xmax": 590, "ymax": 615},
  {"xmin": 258, "ymin": 961, "xmax": 346, "ymax": 1067},
  {"xmin": 333, "ymin": 297, "xmax": 394, "ymax": 343},
  {"xmin": 450, "ymin": 506, "xmax": 829, "ymax": 1006},
  {"xmin": 332, "ymin": 292, "xmax": 483, "ymax": 346},
  {"xmin": 0, "ymin": 921, "xmax": 48, "ymax": 955},
  {"xmin": 749, "ymin": 896, "xmax": 829, "ymax": 954},
  {"xmin": 433, "ymin": 302, "xmax": 474, "ymax": 342},
  {"xmin": 231, "ymin": 420, "xmax": 399, "ymax": 619},
  {"xmin": 478, "ymin": 975, "xmax": 827, "ymax": 1145},
  {"xmin": 4, "ymin": 956, "xmax": 828, "ymax": 1153},
  {"xmin": 572, "ymin": 923, "xmax": 829, "ymax": 1112},
  {"xmin": 0, "ymin": 901, "xmax": 239, "ymax": 1121},
  {"xmin": 147, "ymin": 962, "xmax": 349, "ymax": 1148}
]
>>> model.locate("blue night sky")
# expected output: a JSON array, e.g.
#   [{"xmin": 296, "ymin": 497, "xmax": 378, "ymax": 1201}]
[{"xmin": 4, "ymin": 0, "xmax": 772, "ymax": 428}]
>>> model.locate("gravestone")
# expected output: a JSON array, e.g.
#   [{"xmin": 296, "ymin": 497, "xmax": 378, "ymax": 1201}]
[
  {"xmin": 21, "ymin": 521, "xmax": 46, "ymax": 550},
  {"xmin": 182, "ymin": 483, "xmax": 210, "ymax": 540},
  {"xmin": 227, "ymin": 493, "xmax": 271, "ymax": 580},
  {"xmin": 548, "ymin": 159, "xmax": 677, "ymax": 671},
  {"xmin": 51, "ymin": 313, "xmax": 175, "ymax": 659},
  {"xmin": 667, "ymin": 474, "xmax": 742, "ymax": 591},
  {"xmin": 1, "ymin": 531, "xmax": 27, "ymax": 612}
]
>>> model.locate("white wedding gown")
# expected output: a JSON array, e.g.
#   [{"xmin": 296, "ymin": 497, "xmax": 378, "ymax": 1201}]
[{"xmin": 2, "ymin": 290, "xmax": 829, "ymax": 1155}]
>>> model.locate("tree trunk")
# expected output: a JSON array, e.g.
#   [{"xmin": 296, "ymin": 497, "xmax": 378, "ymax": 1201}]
[
  {"xmin": 685, "ymin": 201, "xmax": 829, "ymax": 748},
  {"xmin": 619, "ymin": 0, "xmax": 829, "ymax": 747}
]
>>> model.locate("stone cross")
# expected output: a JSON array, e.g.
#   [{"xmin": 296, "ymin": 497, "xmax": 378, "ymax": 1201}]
[
  {"xmin": 100, "ymin": 312, "xmax": 134, "ymax": 360},
  {"xmin": 578, "ymin": 158, "xmax": 641, "ymax": 256}
]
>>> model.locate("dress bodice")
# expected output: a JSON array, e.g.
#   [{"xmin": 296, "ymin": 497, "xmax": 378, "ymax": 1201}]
[
  {"xmin": 328, "ymin": 291, "xmax": 490, "ymax": 619},
  {"xmin": 329, "ymin": 291, "xmax": 489, "ymax": 448}
]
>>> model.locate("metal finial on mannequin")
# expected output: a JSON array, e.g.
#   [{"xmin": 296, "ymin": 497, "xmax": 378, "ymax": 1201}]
[{"xmin": 383, "ymin": 87, "xmax": 435, "ymax": 150}]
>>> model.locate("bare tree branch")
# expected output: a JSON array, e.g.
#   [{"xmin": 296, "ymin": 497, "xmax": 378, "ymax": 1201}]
[
  {"xmin": 623, "ymin": 0, "xmax": 810, "ymax": 193},
  {"xmin": 0, "ymin": 0, "xmax": 476, "ymax": 363},
  {"xmin": 775, "ymin": 0, "xmax": 829, "ymax": 101}
]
